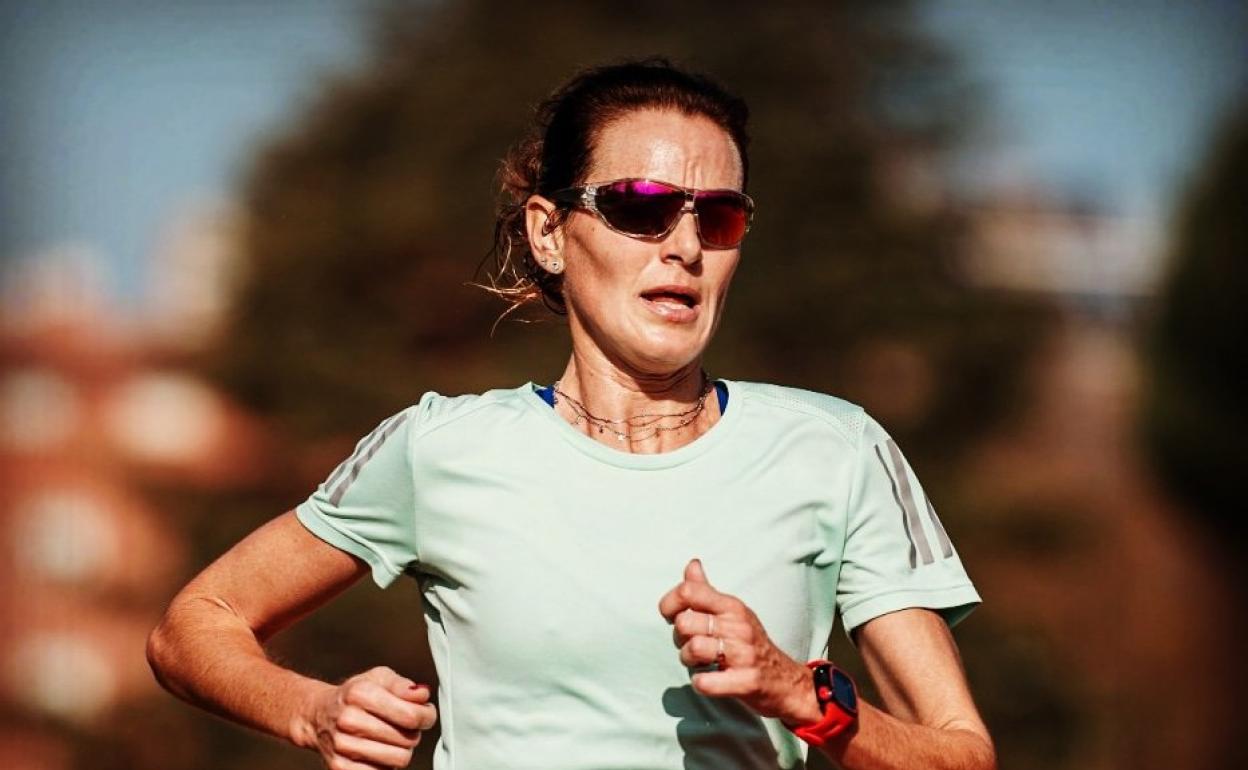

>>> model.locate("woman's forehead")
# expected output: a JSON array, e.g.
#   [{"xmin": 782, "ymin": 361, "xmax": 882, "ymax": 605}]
[{"xmin": 587, "ymin": 109, "xmax": 743, "ymax": 190}]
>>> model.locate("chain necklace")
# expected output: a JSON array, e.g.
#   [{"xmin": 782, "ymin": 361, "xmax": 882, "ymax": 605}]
[{"xmin": 551, "ymin": 373, "xmax": 714, "ymax": 443}]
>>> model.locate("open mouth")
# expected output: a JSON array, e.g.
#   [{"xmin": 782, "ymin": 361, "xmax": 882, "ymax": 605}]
[{"xmin": 640, "ymin": 286, "xmax": 700, "ymax": 309}]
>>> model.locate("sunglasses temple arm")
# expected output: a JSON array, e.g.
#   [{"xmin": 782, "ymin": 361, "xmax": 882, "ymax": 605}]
[{"xmin": 548, "ymin": 187, "xmax": 595, "ymax": 205}]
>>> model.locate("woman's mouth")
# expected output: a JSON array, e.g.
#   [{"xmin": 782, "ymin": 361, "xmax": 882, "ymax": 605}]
[{"xmin": 639, "ymin": 286, "xmax": 701, "ymax": 323}]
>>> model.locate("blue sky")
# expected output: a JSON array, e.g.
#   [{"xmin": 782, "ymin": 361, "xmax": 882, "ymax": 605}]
[
  {"xmin": 2, "ymin": 1, "xmax": 1244, "ymax": 302},
  {"xmin": 0, "ymin": 0, "xmax": 369, "ymax": 299},
  {"xmin": 919, "ymin": 0, "xmax": 1247, "ymax": 215}
]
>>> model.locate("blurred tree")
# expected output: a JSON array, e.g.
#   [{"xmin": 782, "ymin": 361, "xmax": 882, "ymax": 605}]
[
  {"xmin": 1140, "ymin": 101, "xmax": 1248, "ymax": 770},
  {"xmin": 143, "ymin": 2, "xmax": 1061, "ymax": 769},
  {"xmin": 216, "ymin": 0, "xmax": 1053, "ymax": 462},
  {"xmin": 1142, "ymin": 102, "xmax": 1248, "ymax": 554}
]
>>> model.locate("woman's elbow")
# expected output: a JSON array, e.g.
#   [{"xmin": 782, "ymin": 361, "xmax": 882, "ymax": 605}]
[
  {"xmin": 969, "ymin": 732, "xmax": 997, "ymax": 770},
  {"xmin": 146, "ymin": 613, "xmax": 182, "ymax": 695},
  {"xmin": 146, "ymin": 599, "xmax": 211, "ymax": 698},
  {"xmin": 943, "ymin": 725, "xmax": 996, "ymax": 770}
]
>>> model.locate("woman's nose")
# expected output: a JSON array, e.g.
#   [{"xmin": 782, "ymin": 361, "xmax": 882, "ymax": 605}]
[{"xmin": 662, "ymin": 207, "xmax": 703, "ymax": 266}]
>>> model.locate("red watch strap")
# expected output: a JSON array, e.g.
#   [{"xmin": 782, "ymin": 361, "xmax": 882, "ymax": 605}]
[
  {"xmin": 792, "ymin": 703, "xmax": 855, "ymax": 747},
  {"xmin": 790, "ymin": 660, "xmax": 857, "ymax": 747}
]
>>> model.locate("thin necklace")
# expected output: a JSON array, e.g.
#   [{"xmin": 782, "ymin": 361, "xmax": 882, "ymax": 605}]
[{"xmin": 551, "ymin": 373, "xmax": 714, "ymax": 443}]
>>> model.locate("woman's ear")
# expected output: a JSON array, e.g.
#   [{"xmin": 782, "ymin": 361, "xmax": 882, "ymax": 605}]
[{"xmin": 525, "ymin": 195, "xmax": 566, "ymax": 275}]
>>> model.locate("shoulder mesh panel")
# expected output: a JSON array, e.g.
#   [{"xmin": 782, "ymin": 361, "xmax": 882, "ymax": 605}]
[{"xmin": 740, "ymin": 382, "xmax": 866, "ymax": 443}]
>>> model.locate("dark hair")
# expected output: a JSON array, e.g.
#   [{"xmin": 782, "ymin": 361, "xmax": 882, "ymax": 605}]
[{"xmin": 482, "ymin": 58, "xmax": 750, "ymax": 317}]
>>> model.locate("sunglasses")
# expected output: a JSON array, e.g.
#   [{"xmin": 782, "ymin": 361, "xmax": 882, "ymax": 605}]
[{"xmin": 549, "ymin": 178, "xmax": 755, "ymax": 249}]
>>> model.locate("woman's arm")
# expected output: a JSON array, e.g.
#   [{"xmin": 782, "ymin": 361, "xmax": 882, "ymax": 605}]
[
  {"xmin": 146, "ymin": 510, "xmax": 436, "ymax": 770},
  {"xmin": 819, "ymin": 608, "xmax": 996, "ymax": 770},
  {"xmin": 660, "ymin": 560, "xmax": 995, "ymax": 770}
]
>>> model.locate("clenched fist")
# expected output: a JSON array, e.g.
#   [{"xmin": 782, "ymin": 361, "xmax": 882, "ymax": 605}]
[
  {"xmin": 658, "ymin": 559, "xmax": 821, "ymax": 727},
  {"xmin": 303, "ymin": 665, "xmax": 437, "ymax": 770}
]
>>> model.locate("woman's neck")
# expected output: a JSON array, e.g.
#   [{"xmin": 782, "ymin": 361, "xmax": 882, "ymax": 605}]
[{"xmin": 552, "ymin": 351, "xmax": 720, "ymax": 454}]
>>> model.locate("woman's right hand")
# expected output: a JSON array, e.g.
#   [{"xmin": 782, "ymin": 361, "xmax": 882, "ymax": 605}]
[{"xmin": 303, "ymin": 666, "xmax": 437, "ymax": 770}]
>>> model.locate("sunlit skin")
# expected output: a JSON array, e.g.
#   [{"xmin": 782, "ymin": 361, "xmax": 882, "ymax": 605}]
[{"xmin": 525, "ymin": 108, "xmax": 743, "ymax": 453}]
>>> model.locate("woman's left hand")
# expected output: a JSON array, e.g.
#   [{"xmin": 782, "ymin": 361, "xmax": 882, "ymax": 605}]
[{"xmin": 658, "ymin": 559, "xmax": 821, "ymax": 726}]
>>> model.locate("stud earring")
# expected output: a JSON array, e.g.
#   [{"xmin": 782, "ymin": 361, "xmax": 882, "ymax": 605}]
[{"xmin": 546, "ymin": 258, "xmax": 563, "ymax": 275}]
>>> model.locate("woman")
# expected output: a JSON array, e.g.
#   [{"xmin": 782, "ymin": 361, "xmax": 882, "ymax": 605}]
[{"xmin": 148, "ymin": 60, "xmax": 995, "ymax": 770}]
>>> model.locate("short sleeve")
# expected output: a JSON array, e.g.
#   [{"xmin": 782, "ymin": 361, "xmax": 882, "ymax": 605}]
[
  {"xmin": 296, "ymin": 406, "xmax": 420, "ymax": 588},
  {"xmin": 835, "ymin": 414, "xmax": 981, "ymax": 634}
]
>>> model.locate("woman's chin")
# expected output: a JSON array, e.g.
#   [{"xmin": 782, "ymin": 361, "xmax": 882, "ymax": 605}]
[
  {"xmin": 622, "ymin": 332, "xmax": 708, "ymax": 376},
  {"xmin": 572, "ymin": 309, "xmax": 712, "ymax": 376}
]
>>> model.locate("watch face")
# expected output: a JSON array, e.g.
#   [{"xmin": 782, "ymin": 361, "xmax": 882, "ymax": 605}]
[{"xmin": 830, "ymin": 669, "xmax": 858, "ymax": 715}]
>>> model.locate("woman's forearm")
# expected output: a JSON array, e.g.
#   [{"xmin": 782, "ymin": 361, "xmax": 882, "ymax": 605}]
[
  {"xmin": 146, "ymin": 593, "xmax": 330, "ymax": 750},
  {"xmin": 818, "ymin": 697, "xmax": 997, "ymax": 770},
  {"xmin": 148, "ymin": 514, "xmax": 434, "ymax": 769}
]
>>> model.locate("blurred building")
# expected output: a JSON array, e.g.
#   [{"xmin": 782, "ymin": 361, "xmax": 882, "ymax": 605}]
[
  {"xmin": 960, "ymin": 185, "xmax": 1163, "ymax": 314},
  {"xmin": 0, "ymin": 205, "xmax": 264, "ymax": 770}
]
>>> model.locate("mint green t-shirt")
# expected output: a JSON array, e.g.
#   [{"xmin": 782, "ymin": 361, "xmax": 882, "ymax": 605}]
[{"xmin": 296, "ymin": 380, "xmax": 980, "ymax": 770}]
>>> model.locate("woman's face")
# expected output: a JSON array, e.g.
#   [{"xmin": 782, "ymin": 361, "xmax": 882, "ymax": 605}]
[{"xmin": 546, "ymin": 109, "xmax": 745, "ymax": 377}]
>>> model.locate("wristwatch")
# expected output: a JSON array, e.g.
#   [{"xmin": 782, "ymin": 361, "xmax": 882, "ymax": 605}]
[{"xmin": 789, "ymin": 660, "xmax": 859, "ymax": 747}]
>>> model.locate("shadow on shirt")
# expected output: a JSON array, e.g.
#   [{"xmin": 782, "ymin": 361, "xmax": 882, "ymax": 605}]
[{"xmin": 662, "ymin": 684, "xmax": 797, "ymax": 769}]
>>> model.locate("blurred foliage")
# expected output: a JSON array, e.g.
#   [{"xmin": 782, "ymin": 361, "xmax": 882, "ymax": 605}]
[
  {"xmin": 148, "ymin": 1, "xmax": 1064, "ymax": 768},
  {"xmin": 1142, "ymin": 101, "xmax": 1248, "ymax": 553},
  {"xmin": 213, "ymin": 0, "xmax": 1054, "ymax": 463},
  {"xmin": 1139, "ymin": 101, "xmax": 1248, "ymax": 770}
]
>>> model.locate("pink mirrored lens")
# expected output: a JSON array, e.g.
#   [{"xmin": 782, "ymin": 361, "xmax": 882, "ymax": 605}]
[
  {"xmin": 694, "ymin": 192, "xmax": 751, "ymax": 249},
  {"xmin": 627, "ymin": 180, "xmax": 678, "ymax": 196},
  {"xmin": 595, "ymin": 181, "xmax": 685, "ymax": 236}
]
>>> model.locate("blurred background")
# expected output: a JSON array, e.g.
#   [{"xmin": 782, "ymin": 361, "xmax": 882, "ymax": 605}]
[{"xmin": 1, "ymin": 1, "xmax": 1245, "ymax": 768}]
